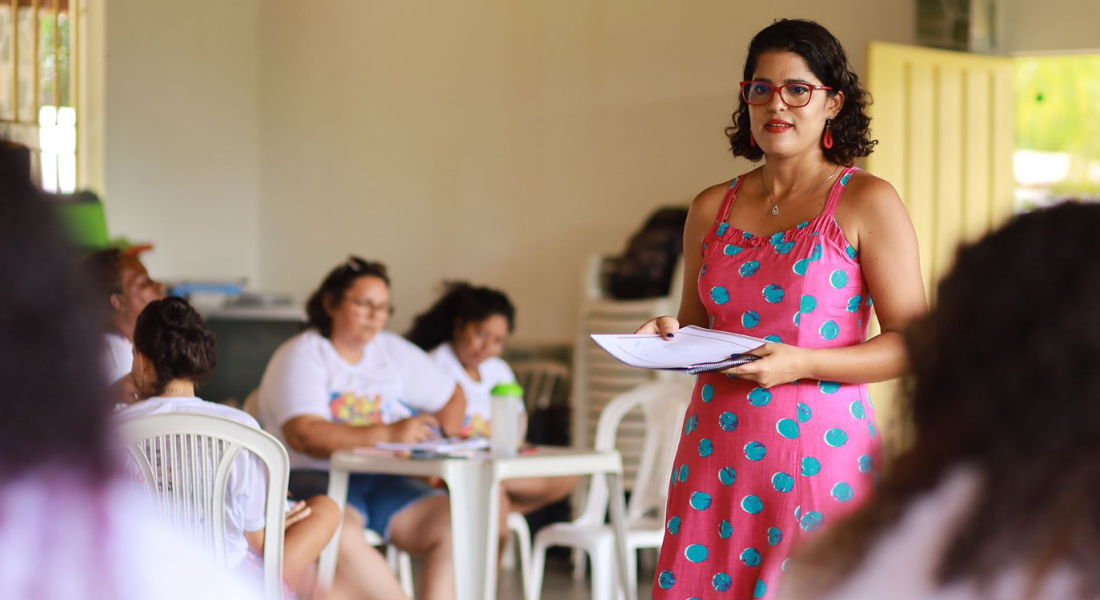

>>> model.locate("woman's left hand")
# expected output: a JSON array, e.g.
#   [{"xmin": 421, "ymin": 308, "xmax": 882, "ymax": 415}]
[{"xmin": 723, "ymin": 343, "xmax": 808, "ymax": 389}]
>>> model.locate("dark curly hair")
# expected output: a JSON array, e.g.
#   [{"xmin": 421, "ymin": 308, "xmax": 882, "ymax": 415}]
[
  {"xmin": 726, "ymin": 19, "xmax": 877, "ymax": 165},
  {"xmin": 0, "ymin": 146, "xmax": 115, "ymax": 481},
  {"xmin": 795, "ymin": 201, "xmax": 1100, "ymax": 598},
  {"xmin": 406, "ymin": 282, "xmax": 515, "ymax": 351},
  {"xmin": 305, "ymin": 256, "xmax": 391, "ymax": 338},
  {"xmin": 133, "ymin": 297, "xmax": 217, "ymax": 396}
]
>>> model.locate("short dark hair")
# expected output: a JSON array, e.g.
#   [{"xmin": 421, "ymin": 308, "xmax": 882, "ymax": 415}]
[
  {"xmin": 79, "ymin": 249, "xmax": 125, "ymax": 312},
  {"xmin": 305, "ymin": 256, "xmax": 391, "ymax": 338},
  {"xmin": 133, "ymin": 297, "xmax": 217, "ymax": 396},
  {"xmin": 794, "ymin": 201, "xmax": 1100, "ymax": 598},
  {"xmin": 406, "ymin": 281, "xmax": 516, "ymax": 351},
  {"xmin": 0, "ymin": 148, "xmax": 115, "ymax": 481},
  {"xmin": 726, "ymin": 19, "xmax": 877, "ymax": 165}
]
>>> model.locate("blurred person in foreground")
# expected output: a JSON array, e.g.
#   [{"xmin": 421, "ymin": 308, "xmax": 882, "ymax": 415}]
[
  {"xmin": 778, "ymin": 201, "xmax": 1100, "ymax": 600},
  {"xmin": 0, "ymin": 147, "xmax": 258, "ymax": 598}
]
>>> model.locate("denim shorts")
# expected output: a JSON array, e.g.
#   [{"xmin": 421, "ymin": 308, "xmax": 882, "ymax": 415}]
[{"xmin": 288, "ymin": 470, "xmax": 446, "ymax": 542}]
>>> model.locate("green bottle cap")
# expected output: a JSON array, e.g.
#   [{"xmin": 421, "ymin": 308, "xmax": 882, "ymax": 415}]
[{"xmin": 490, "ymin": 382, "xmax": 524, "ymax": 398}]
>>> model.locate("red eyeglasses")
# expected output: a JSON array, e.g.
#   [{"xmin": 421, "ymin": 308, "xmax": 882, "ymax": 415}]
[{"xmin": 740, "ymin": 81, "xmax": 833, "ymax": 108}]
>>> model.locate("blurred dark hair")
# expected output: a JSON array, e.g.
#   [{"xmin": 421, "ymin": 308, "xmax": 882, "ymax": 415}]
[
  {"xmin": 797, "ymin": 201, "xmax": 1100, "ymax": 598},
  {"xmin": 406, "ymin": 281, "xmax": 515, "ymax": 351},
  {"xmin": 726, "ymin": 19, "xmax": 877, "ymax": 165},
  {"xmin": 133, "ymin": 297, "xmax": 217, "ymax": 396},
  {"xmin": 0, "ymin": 147, "xmax": 115, "ymax": 482},
  {"xmin": 305, "ymin": 256, "xmax": 391, "ymax": 338},
  {"xmin": 79, "ymin": 248, "xmax": 125, "ymax": 314}
]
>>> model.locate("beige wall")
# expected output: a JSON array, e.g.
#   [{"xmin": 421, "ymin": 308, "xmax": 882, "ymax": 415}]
[
  {"xmin": 256, "ymin": 0, "xmax": 915, "ymax": 343},
  {"xmin": 99, "ymin": 0, "xmax": 261, "ymax": 283},
  {"xmin": 1003, "ymin": 0, "xmax": 1100, "ymax": 54}
]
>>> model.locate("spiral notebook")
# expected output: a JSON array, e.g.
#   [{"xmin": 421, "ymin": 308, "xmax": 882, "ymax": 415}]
[{"xmin": 591, "ymin": 325, "xmax": 765, "ymax": 373}]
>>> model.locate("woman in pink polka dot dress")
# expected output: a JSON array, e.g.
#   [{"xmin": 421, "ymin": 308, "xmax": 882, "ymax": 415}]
[{"xmin": 636, "ymin": 20, "xmax": 926, "ymax": 599}]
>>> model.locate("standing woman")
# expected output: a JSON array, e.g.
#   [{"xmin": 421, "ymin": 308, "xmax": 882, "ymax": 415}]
[{"xmin": 635, "ymin": 19, "xmax": 926, "ymax": 599}]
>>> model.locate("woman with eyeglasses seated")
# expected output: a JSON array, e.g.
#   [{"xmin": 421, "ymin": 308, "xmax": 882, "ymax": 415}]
[
  {"xmin": 777, "ymin": 201, "xmax": 1100, "ymax": 600},
  {"xmin": 258, "ymin": 256, "xmax": 466, "ymax": 600},
  {"xmin": 633, "ymin": 19, "xmax": 926, "ymax": 599},
  {"xmin": 407, "ymin": 282, "xmax": 578, "ymax": 554}
]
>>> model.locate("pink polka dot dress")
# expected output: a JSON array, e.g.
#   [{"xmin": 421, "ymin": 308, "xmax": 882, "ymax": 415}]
[{"xmin": 652, "ymin": 167, "xmax": 883, "ymax": 599}]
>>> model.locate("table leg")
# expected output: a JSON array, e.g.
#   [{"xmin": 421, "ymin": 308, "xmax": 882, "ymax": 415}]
[
  {"xmin": 606, "ymin": 471, "xmax": 636, "ymax": 600},
  {"xmin": 317, "ymin": 468, "xmax": 350, "ymax": 594},
  {"xmin": 443, "ymin": 461, "xmax": 498, "ymax": 600}
]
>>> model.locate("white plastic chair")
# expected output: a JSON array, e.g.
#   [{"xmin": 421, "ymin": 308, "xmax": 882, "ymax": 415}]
[
  {"xmin": 243, "ymin": 388, "xmax": 417, "ymax": 596},
  {"xmin": 120, "ymin": 413, "xmax": 289, "ymax": 600},
  {"xmin": 529, "ymin": 380, "xmax": 692, "ymax": 600},
  {"xmin": 511, "ymin": 359, "xmax": 570, "ymax": 412}
]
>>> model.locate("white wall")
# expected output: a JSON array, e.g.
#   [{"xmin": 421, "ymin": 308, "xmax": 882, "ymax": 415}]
[
  {"xmin": 100, "ymin": 0, "xmax": 261, "ymax": 284},
  {"xmin": 256, "ymin": 0, "xmax": 915, "ymax": 344},
  {"xmin": 1003, "ymin": 0, "xmax": 1100, "ymax": 54}
]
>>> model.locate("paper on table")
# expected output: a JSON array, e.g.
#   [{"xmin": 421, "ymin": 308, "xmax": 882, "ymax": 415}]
[
  {"xmin": 375, "ymin": 437, "xmax": 490, "ymax": 453},
  {"xmin": 590, "ymin": 325, "xmax": 767, "ymax": 371}
]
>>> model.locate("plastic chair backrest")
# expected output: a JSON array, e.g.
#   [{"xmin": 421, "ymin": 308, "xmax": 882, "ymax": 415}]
[
  {"xmin": 575, "ymin": 380, "xmax": 693, "ymax": 527},
  {"xmin": 510, "ymin": 359, "xmax": 570, "ymax": 412},
  {"xmin": 120, "ymin": 413, "xmax": 289, "ymax": 600}
]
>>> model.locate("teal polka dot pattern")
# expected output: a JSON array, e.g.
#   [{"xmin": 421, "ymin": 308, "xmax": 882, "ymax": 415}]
[
  {"xmin": 825, "ymin": 428, "xmax": 849, "ymax": 447},
  {"xmin": 747, "ymin": 388, "xmax": 772, "ymax": 407},
  {"xmin": 762, "ymin": 284, "xmax": 785, "ymax": 303},
  {"xmin": 832, "ymin": 482, "xmax": 854, "ymax": 502},
  {"xmin": 655, "ymin": 166, "xmax": 879, "ymax": 599},
  {"xmin": 718, "ymin": 411, "xmax": 739, "ymax": 432},
  {"xmin": 685, "ymin": 544, "xmax": 709, "ymax": 563},
  {"xmin": 869, "ymin": 421, "xmax": 878, "ymax": 438},
  {"xmin": 776, "ymin": 418, "xmax": 800, "ymax": 439},
  {"xmin": 742, "ymin": 310, "xmax": 761, "ymax": 328},
  {"xmin": 690, "ymin": 492, "xmax": 712, "ymax": 510},
  {"xmin": 801, "ymin": 457, "xmax": 822, "ymax": 476},
  {"xmin": 840, "ymin": 171, "xmax": 853, "ymax": 185},
  {"xmin": 767, "ymin": 527, "xmax": 783, "ymax": 546},
  {"xmin": 701, "ymin": 384, "xmax": 715, "ymax": 402},
  {"xmin": 741, "ymin": 495, "xmax": 764, "ymax": 514},
  {"xmin": 741, "ymin": 547, "xmax": 762, "ymax": 567},
  {"xmin": 719, "ymin": 466, "xmax": 737, "ymax": 486},
  {"xmin": 744, "ymin": 442, "xmax": 767, "ymax": 461}
]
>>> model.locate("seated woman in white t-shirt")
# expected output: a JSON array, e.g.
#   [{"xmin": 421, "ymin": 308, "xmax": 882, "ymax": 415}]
[
  {"xmin": 115, "ymin": 297, "xmax": 342, "ymax": 595},
  {"xmin": 407, "ymin": 282, "xmax": 577, "ymax": 538},
  {"xmin": 258, "ymin": 257, "xmax": 466, "ymax": 600},
  {"xmin": 776, "ymin": 202, "xmax": 1100, "ymax": 600},
  {"xmin": 79, "ymin": 248, "xmax": 165, "ymax": 400}
]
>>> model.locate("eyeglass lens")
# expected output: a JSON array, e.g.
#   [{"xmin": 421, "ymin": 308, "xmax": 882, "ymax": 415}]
[{"xmin": 743, "ymin": 82, "xmax": 816, "ymax": 107}]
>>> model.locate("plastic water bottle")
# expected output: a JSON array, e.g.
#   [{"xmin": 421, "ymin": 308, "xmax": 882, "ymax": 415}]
[{"xmin": 490, "ymin": 382, "xmax": 524, "ymax": 456}]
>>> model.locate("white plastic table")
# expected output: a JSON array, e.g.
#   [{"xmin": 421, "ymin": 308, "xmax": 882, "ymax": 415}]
[{"xmin": 315, "ymin": 446, "xmax": 635, "ymax": 600}]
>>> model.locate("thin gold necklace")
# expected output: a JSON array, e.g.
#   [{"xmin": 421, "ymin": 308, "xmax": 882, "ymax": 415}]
[{"xmin": 761, "ymin": 164, "xmax": 840, "ymax": 216}]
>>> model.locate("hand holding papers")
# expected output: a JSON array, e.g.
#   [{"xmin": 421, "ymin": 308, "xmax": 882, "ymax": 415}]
[{"xmin": 591, "ymin": 325, "xmax": 765, "ymax": 374}]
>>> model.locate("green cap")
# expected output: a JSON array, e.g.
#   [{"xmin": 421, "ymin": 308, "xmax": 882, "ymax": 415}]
[{"xmin": 490, "ymin": 382, "xmax": 524, "ymax": 398}]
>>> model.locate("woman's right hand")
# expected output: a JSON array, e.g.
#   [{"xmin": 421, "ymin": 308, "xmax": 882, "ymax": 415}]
[
  {"xmin": 635, "ymin": 315, "xmax": 681, "ymax": 339},
  {"xmin": 388, "ymin": 415, "xmax": 442, "ymax": 443}
]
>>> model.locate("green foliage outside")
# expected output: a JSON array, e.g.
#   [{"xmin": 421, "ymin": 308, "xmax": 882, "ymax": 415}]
[{"xmin": 1015, "ymin": 55, "xmax": 1100, "ymax": 198}]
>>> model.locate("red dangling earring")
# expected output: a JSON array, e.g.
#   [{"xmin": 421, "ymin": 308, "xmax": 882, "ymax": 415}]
[
  {"xmin": 823, "ymin": 117, "xmax": 834, "ymax": 150},
  {"xmin": 750, "ymin": 132, "xmax": 756, "ymax": 147}
]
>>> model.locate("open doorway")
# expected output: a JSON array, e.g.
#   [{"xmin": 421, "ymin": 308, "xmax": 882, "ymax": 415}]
[{"xmin": 1014, "ymin": 54, "xmax": 1100, "ymax": 210}]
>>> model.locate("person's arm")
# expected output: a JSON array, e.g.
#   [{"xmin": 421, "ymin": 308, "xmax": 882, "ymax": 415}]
[
  {"xmin": 727, "ymin": 173, "xmax": 927, "ymax": 387},
  {"xmin": 433, "ymin": 384, "xmax": 466, "ymax": 437},
  {"xmin": 635, "ymin": 182, "xmax": 728, "ymax": 335},
  {"xmin": 282, "ymin": 414, "xmax": 441, "ymax": 458}
]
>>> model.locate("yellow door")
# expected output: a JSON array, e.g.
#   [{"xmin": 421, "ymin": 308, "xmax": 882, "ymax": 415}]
[{"xmin": 864, "ymin": 42, "xmax": 1015, "ymax": 457}]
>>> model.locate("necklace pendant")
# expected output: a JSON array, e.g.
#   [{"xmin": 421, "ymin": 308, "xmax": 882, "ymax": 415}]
[{"xmin": 771, "ymin": 204, "xmax": 780, "ymax": 216}]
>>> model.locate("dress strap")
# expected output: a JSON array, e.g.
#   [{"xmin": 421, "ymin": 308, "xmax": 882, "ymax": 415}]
[
  {"xmin": 716, "ymin": 175, "xmax": 747, "ymax": 226},
  {"xmin": 822, "ymin": 166, "xmax": 861, "ymax": 217}
]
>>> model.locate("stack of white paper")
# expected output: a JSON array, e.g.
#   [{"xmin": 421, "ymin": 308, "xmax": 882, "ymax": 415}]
[{"xmin": 591, "ymin": 325, "xmax": 765, "ymax": 371}]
